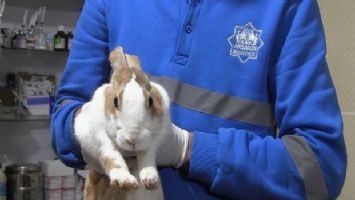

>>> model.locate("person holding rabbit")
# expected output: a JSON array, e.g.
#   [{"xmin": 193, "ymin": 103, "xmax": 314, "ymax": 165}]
[{"xmin": 51, "ymin": 0, "xmax": 347, "ymax": 199}]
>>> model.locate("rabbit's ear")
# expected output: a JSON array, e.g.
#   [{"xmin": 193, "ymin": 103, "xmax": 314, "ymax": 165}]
[
  {"xmin": 109, "ymin": 46, "xmax": 129, "ymax": 70},
  {"xmin": 125, "ymin": 54, "xmax": 142, "ymax": 70}
]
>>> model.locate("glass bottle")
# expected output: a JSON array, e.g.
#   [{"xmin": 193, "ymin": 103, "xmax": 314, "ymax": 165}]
[
  {"xmin": 35, "ymin": 22, "xmax": 46, "ymax": 50},
  {"xmin": 26, "ymin": 25, "xmax": 36, "ymax": 49},
  {"xmin": 66, "ymin": 29, "xmax": 73, "ymax": 51},
  {"xmin": 17, "ymin": 25, "xmax": 27, "ymax": 49},
  {"xmin": 11, "ymin": 30, "xmax": 18, "ymax": 49},
  {"xmin": 53, "ymin": 25, "xmax": 66, "ymax": 51}
]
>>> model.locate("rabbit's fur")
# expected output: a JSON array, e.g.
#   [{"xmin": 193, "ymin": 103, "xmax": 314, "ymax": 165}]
[{"xmin": 74, "ymin": 47, "xmax": 169, "ymax": 200}]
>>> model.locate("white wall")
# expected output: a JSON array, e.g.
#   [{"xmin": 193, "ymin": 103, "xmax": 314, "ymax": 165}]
[
  {"xmin": 318, "ymin": 1, "xmax": 355, "ymax": 199},
  {"xmin": 0, "ymin": 121, "xmax": 54, "ymax": 163}
]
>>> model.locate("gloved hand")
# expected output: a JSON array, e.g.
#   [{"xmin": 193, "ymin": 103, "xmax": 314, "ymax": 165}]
[{"xmin": 156, "ymin": 124, "xmax": 192, "ymax": 168}]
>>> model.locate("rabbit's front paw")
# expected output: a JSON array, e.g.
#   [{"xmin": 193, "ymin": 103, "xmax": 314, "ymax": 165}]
[
  {"xmin": 139, "ymin": 167, "xmax": 159, "ymax": 190},
  {"xmin": 109, "ymin": 168, "xmax": 139, "ymax": 190}
]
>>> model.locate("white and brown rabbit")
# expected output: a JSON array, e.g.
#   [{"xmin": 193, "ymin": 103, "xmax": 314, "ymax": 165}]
[{"xmin": 74, "ymin": 47, "xmax": 170, "ymax": 200}]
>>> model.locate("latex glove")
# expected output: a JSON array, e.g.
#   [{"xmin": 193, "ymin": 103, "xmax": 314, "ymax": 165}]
[{"xmin": 156, "ymin": 124, "xmax": 191, "ymax": 168}]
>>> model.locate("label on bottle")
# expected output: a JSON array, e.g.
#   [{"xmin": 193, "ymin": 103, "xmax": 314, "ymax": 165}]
[
  {"xmin": 27, "ymin": 37, "xmax": 36, "ymax": 49},
  {"xmin": 54, "ymin": 37, "xmax": 65, "ymax": 49},
  {"xmin": 18, "ymin": 38, "xmax": 27, "ymax": 49},
  {"xmin": 68, "ymin": 39, "xmax": 73, "ymax": 50}
]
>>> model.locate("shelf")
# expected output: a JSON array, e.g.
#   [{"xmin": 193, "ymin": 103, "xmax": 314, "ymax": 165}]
[
  {"xmin": 0, "ymin": 106, "xmax": 50, "ymax": 121},
  {"xmin": 7, "ymin": 0, "xmax": 83, "ymax": 12},
  {"xmin": 0, "ymin": 48, "xmax": 69, "ymax": 69},
  {"xmin": 1, "ymin": 47, "xmax": 69, "ymax": 55},
  {"xmin": 1, "ymin": 115, "xmax": 50, "ymax": 121}
]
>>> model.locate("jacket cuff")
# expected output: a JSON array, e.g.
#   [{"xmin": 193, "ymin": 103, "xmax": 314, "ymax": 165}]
[
  {"xmin": 188, "ymin": 131, "xmax": 218, "ymax": 186},
  {"xmin": 65, "ymin": 104, "xmax": 83, "ymax": 155},
  {"xmin": 62, "ymin": 102, "xmax": 86, "ymax": 168}
]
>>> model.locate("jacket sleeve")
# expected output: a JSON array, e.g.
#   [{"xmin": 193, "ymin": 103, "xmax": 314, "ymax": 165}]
[
  {"xmin": 187, "ymin": 1, "xmax": 347, "ymax": 199},
  {"xmin": 50, "ymin": 0, "xmax": 110, "ymax": 168}
]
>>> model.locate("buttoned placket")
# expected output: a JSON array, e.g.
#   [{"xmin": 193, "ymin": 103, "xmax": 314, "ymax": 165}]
[{"xmin": 174, "ymin": 0, "xmax": 202, "ymax": 66}]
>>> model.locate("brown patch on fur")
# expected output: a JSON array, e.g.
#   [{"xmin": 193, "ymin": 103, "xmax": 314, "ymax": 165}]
[
  {"xmin": 109, "ymin": 46, "xmax": 129, "ymax": 70},
  {"xmin": 111, "ymin": 67, "xmax": 132, "ymax": 88},
  {"xmin": 131, "ymin": 67, "xmax": 151, "ymax": 91},
  {"xmin": 84, "ymin": 169, "xmax": 126, "ymax": 200},
  {"xmin": 84, "ymin": 169, "xmax": 109, "ymax": 200},
  {"xmin": 149, "ymin": 85, "xmax": 164, "ymax": 117},
  {"xmin": 126, "ymin": 54, "xmax": 142, "ymax": 70},
  {"xmin": 104, "ymin": 86, "xmax": 120, "ymax": 118},
  {"xmin": 108, "ymin": 47, "xmax": 164, "ymax": 119},
  {"xmin": 100, "ymin": 156, "xmax": 118, "ymax": 172},
  {"xmin": 105, "ymin": 68, "xmax": 135, "ymax": 119},
  {"xmin": 89, "ymin": 169, "xmax": 102, "ymax": 185}
]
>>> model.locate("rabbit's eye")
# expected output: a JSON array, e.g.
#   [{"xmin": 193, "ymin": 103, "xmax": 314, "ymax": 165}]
[
  {"xmin": 114, "ymin": 97, "xmax": 119, "ymax": 109},
  {"xmin": 148, "ymin": 96, "xmax": 154, "ymax": 108}
]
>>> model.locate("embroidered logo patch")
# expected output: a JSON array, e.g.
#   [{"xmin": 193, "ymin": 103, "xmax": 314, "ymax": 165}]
[{"xmin": 228, "ymin": 22, "xmax": 264, "ymax": 63}]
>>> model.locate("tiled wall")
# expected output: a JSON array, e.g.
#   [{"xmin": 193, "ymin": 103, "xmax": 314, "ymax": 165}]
[{"xmin": 318, "ymin": 1, "xmax": 355, "ymax": 199}]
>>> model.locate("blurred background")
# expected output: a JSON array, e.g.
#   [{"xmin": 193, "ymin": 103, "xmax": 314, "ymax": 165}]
[
  {"xmin": 0, "ymin": 0, "xmax": 353, "ymax": 200},
  {"xmin": 318, "ymin": 1, "xmax": 355, "ymax": 199}
]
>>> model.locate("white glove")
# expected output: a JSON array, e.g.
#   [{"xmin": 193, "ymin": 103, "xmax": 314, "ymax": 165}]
[{"xmin": 156, "ymin": 124, "xmax": 191, "ymax": 168}]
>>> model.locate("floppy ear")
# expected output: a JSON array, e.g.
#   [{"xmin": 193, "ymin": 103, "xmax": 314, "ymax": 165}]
[
  {"xmin": 125, "ymin": 54, "xmax": 142, "ymax": 70},
  {"xmin": 109, "ymin": 46, "xmax": 129, "ymax": 70}
]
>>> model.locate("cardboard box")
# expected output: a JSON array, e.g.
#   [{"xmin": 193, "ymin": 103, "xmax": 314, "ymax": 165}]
[{"xmin": 40, "ymin": 160, "xmax": 74, "ymax": 177}]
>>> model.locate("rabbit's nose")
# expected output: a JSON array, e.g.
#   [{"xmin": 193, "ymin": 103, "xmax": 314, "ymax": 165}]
[{"xmin": 125, "ymin": 136, "xmax": 137, "ymax": 145}]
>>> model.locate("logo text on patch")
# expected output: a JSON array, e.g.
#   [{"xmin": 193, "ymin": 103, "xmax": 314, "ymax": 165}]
[{"xmin": 228, "ymin": 22, "xmax": 264, "ymax": 64}]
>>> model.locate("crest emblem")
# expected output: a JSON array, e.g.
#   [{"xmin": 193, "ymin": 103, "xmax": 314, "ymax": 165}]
[{"xmin": 228, "ymin": 22, "xmax": 264, "ymax": 63}]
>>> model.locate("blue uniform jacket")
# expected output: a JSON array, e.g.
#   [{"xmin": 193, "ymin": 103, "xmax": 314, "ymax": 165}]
[{"xmin": 51, "ymin": 0, "xmax": 347, "ymax": 199}]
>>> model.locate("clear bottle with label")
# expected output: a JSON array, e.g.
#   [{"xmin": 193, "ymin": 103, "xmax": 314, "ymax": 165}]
[
  {"xmin": 35, "ymin": 7, "xmax": 47, "ymax": 50},
  {"xmin": 0, "ymin": 162, "xmax": 6, "ymax": 200},
  {"xmin": 17, "ymin": 25, "xmax": 27, "ymax": 49},
  {"xmin": 66, "ymin": 29, "xmax": 74, "ymax": 51},
  {"xmin": 34, "ymin": 22, "xmax": 47, "ymax": 50},
  {"xmin": 53, "ymin": 25, "xmax": 66, "ymax": 51},
  {"xmin": 26, "ymin": 26, "xmax": 36, "ymax": 49}
]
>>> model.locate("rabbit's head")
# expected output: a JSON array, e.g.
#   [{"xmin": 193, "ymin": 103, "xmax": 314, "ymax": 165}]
[{"xmin": 104, "ymin": 47, "xmax": 166, "ymax": 152}]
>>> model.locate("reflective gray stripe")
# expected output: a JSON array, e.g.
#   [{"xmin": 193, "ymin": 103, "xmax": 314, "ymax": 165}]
[
  {"xmin": 58, "ymin": 99, "xmax": 73, "ymax": 109},
  {"xmin": 149, "ymin": 75, "xmax": 275, "ymax": 127},
  {"xmin": 282, "ymin": 135, "xmax": 328, "ymax": 200}
]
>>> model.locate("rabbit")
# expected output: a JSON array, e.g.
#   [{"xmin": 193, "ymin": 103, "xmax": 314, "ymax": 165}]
[{"xmin": 74, "ymin": 46, "xmax": 170, "ymax": 200}]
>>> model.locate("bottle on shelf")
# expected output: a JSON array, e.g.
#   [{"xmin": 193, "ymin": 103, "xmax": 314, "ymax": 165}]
[
  {"xmin": 10, "ymin": 30, "xmax": 18, "ymax": 48},
  {"xmin": 26, "ymin": 13, "xmax": 38, "ymax": 49},
  {"xmin": 17, "ymin": 10, "xmax": 28, "ymax": 49},
  {"xmin": 26, "ymin": 28, "xmax": 35, "ymax": 50},
  {"xmin": 35, "ymin": 6, "xmax": 46, "ymax": 50},
  {"xmin": 66, "ymin": 29, "xmax": 73, "ymax": 51},
  {"xmin": 17, "ymin": 25, "xmax": 27, "ymax": 49},
  {"xmin": 0, "ymin": 162, "xmax": 6, "ymax": 200},
  {"xmin": 54, "ymin": 25, "xmax": 66, "ymax": 51}
]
